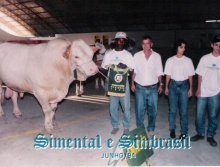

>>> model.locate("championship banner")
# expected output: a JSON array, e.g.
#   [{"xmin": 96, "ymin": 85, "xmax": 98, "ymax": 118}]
[
  {"xmin": 123, "ymin": 126, "xmax": 154, "ymax": 166},
  {"xmin": 106, "ymin": 64, "xmax": 130, "ymax": 97},
  {"xmin": 108, "ymin": 125, "xmax": 154, "ymax": 166}
]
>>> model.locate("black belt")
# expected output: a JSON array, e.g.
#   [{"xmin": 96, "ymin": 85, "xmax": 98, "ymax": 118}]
[
  {"xmin": 171, "ymin": 79, "xmax": 188, "ymax": 84},
  {"xmin": 139, "ymin": 83, "xmax": 157, "ymax": 88}
]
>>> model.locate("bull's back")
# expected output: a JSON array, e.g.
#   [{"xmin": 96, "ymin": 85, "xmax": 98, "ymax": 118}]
[
  {"xmin": 0, "ymin": 43, "xmax": 39, "ymax": 91},
  {"xmin": 0, "ymin": 39, "xmax": 72, "ymax": 98}
]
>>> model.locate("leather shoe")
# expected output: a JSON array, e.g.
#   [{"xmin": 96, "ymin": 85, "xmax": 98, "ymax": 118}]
[
  {"xmin": 170, "ymin": 130, "xmax": 176, "ymax": 138},
  {"xmin": 179, "ymin": 134, "xmax": 187, "ymax": 140},
  {"xmin": 207, "ymin": 137, "xmax": 217, "ymax": 147},
  {"xmin": 123, "ymin": 129, "xmax": 129, "ymax": 135},
  {"xmin": 111, "ymin": 128, "xmax": 119, "ymax": 134},
  {"xmin": 190, "ymin": 134, "xmax": 204, "ymax": 141}
]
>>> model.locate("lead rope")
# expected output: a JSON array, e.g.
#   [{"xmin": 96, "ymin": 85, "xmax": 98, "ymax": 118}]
[{"xmin": 98, "ymin": 70, "xmax": 108, "ymax": 79}]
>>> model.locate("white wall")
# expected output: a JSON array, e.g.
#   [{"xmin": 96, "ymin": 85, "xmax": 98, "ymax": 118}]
[
  {"xmin": 55, "ymin": 29, "xmax": 220, "ymax": 48},
  {"xmin": 0, "ymin": 28, "xmax": 29, "ymax": 42}
]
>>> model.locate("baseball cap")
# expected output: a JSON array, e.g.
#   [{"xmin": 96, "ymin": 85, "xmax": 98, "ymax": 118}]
[
  {"xmin": 212, "ymin": 35, "xmax": 220, "ymax": 43},
  {"xmin": 115, "ymin": 32, "xmax": 127, "ymax": 39}
]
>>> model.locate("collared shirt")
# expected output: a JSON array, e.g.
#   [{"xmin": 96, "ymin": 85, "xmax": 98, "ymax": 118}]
[
  {"xmin": 164, "ymin": 56, "xmax": 195, "ymax": 81},
  {"xmin": 196, "ymin": 53, "xmax": 220, "ymax": 97},
  {"xmin": 134, "ymin": 50, "xmax": 163, "ymax": 86}
]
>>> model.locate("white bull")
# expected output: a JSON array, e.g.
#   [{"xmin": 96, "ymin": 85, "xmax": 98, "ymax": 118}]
[{"xmin": 0, "ymin": 38, "xmax": 98, "ymax": 132}]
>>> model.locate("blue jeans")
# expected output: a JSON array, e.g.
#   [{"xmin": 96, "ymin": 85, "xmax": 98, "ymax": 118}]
[
  {"xmin": 109, "ymin": 81, "xmax": 130, "ymax": 129},
  {"xmin": 168, "ymin": 79, "xmax": 189, "ymax": 134},
  {"xmin": 135, "ymin": 84, "xmax": 158, "ymax": 132},
  {"xmin": 196, "ymin": 94, "xmax": 220, "ymax": 137}
]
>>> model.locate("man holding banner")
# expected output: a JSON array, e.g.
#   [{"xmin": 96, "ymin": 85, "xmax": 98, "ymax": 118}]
[{"xmin": 101, "ymin": 32, "xmax": 134, "ymax": 135}]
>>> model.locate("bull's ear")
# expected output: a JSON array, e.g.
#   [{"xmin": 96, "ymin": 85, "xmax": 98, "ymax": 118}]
[
  {"xmin": 63, "ymin": 45, "xmax": 71, "ymax": 59},
  {"xmin": 90, "ymin": 46, "xmax": 99, "ymax": 53}
]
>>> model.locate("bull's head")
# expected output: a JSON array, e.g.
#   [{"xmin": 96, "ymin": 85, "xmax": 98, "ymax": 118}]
[{"xmin": 63, "ymin": 40, "xmax": 99, "ymax": 81}]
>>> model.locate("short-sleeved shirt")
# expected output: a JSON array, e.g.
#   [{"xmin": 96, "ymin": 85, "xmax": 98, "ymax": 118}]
[
  {"xmin": 164, "ymin": 56, "xmax": 195, "ymax": 81},
  {"xmin": 133, "ymin": 50, "xmax": 163, "ymax": 85},
  {"xmin": 101, "ymin": 49, "xmax": 134, "ymax": 69},
  {"xmin": 196, "ymin": 53, "xmax": 220, "ymax": 97}
]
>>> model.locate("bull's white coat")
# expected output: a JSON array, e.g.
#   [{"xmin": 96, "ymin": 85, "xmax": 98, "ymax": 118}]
[{"xmin": 0, "ymin": 38, "xmax": 98, "ymax": 132}]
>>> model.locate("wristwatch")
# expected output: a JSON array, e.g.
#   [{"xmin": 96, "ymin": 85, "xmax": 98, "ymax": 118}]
[{"xmin": 160, "ymin": 83, "xmax": 164, "ymax": 86}]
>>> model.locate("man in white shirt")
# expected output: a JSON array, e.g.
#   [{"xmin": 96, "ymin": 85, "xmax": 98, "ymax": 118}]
[
  {"xmin": 190, "ymin": 35, "xmax": 220, "ymax": 147},
  {"xmin": 131, "ymin": 35, "xmax": 163, "ymax": 137},
  {"xmin": 101, "ymin": 32, "xmax": 134, "ymax": 135}
]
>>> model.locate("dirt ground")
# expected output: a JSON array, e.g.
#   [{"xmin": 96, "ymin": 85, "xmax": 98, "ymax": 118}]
[{"xmin": 0, "ymin": 79, "xmax": 220, "ymax": 166}]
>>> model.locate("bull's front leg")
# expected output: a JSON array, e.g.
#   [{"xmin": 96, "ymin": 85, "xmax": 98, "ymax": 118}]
[
  {"xmin": 42, "ymin": 105, "xmax": 54, "ymax": 133},
  {"xmin": 35, "ymin": 93, "xmax": 54, "ymax": 132},
  {"xmin": 11, "ymin": 91, "xmax": 22, "ymax": 118},
  {"xmin": 50, "ymin": 103, "xmax": 58, "ymax": 129}
]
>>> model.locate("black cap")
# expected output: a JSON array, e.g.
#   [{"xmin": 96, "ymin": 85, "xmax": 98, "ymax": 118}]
[{"xmin": 212, "ymin": 35, "xmax": 220, "ymax": 43}]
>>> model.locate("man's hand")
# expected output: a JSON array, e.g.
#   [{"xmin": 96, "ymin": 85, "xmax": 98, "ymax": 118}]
[
  {"xmin": 188, "ymin": 88, "xmax": 193, "ymax": 97},
  {"xmin": 165, "ymin": 87, "xmax": 169, "ymax": 96},
  {"xmin": 117, "ymin": 63, "xmax": 127, "ymax": 68},
  {"xmin": 196, "ymin": 88, "xmax": 201, "ymax": 97},
  {"xmin": 158, "ymin": 85, "xmax": 163, "ymax": 94},
  {"xmin": 131, "ymin": 84, "xmax": 136, "ymax": 92},
  {"xmin": 128, "ymin": 69, "xmax": 134, "ymax": 75}
]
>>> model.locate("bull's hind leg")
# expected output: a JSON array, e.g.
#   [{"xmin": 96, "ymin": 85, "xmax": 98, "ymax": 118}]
[
  {"xmin": 0, "ymin": 86, "xmax": 5, "ymax": 117},
  {"xmin": 11, "ymin": 91, "xmax": 22, "ymax": 118},
  {"xmin": 1, "ymin": 87, "xmax": 4, "ymax": 105}
]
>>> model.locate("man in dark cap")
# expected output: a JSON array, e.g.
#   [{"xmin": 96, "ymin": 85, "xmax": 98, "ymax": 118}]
[{"xmin": 191, "ymin": 35, "xmax": 220, "ymax": 147}]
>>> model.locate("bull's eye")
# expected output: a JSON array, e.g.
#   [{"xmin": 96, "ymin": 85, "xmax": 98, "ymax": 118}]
[{"xmin": 75, "ymin": 56, "xmax": 79, "ymax": 59}]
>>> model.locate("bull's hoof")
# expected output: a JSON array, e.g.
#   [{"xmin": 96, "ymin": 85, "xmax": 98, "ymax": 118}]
[
  {"xmin": 44, "ymin": 125, "xmax": 54, "ymax": 133},
  {"xmin": 53, "ymin": 123, "xmax": 58, "ymax": 130},
  {"xmin": 13, "ymin": 113, "xmax": 22, "ymax": 119},
  {"xmin": 53, "ymin": 122, "xmax": 58, "ymax": 129},
  {"xmin": 0, "ymin": 112, "xmax": 5, "ymax": 117},
  {"xmin": 42, "ymin": 128, "xmax": 52, "ymax": 134}
]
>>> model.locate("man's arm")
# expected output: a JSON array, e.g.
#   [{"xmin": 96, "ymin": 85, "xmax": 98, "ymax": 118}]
[
  {"xmin": 196, "ymin": 74, "xmax": 202, "ymax": 97},
  {"xmin": 165, "ymin": 75, "xmax": 171, "ymax": 95},
  {"xmin": 188, "ymin": 76, "xmax": 193, "ymax": 97},
  {"xmin": 131, "ymin": 73, "xmax": 136, "ymax": 92},
  {"xmin": 158, "ymin": 75, "xmax": 163, "ymax": 94}
]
